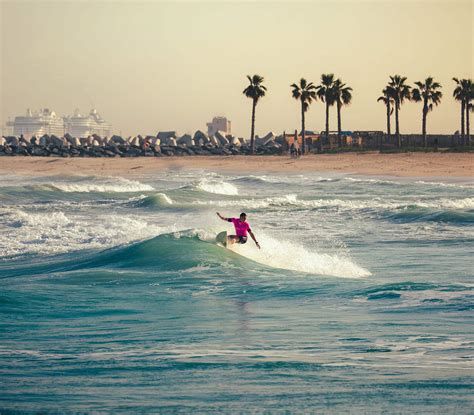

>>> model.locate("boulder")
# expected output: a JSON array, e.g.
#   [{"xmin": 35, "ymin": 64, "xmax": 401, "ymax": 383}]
[
  {"xmin": 6, "ymin": 136, "xmax": 19, "ymax": 146},
  {"xmin": 50, "ymin": 135, "xmax": 67, "ymax": 147},
  {"xmin": 257, "ymin": 132, "xmax": 275, "ymax": 146},
  {"xmin": 177, "ymin": 134, "xmax": 194, "ymax": 147},
  {"xmin": 19, "ymin": 136, "xmax": 30, "ymax": 145},
  {"xmin": 123, "ymin": 147, "xmax": 141, "ymax": 157},
  {"xmin": 71, "ymin": 137, "xmax": 81, "ymax": 146},
  {"xmin": 104, "ymin": 149, "xmax": 118, "ymax": 157},
  {"xmin": 111, "ymin": 135, "xmax": 126, "ymax": 144},
  {"xmin": 157, "ymin": 131, "xmax": 176, "ymax": 142},
  {"xmin": 64, "ymin": 133, "xmax": 77, "ymax": 146},
  {"xmin": 230, "ymin": 137, "xmax": 241, "ymax": 147},
  {"xmin": 39, "ymin": 135, "xmax": 50, "ymax": 146},
  {"xmin": 130, "ymin": 136, "xmax": 140, "ymax": 147},
  {"xmin": 14, "ymin": 146, "xmax": 29, "ymax": 155},
  {"xmin": 31, "ymin": 147, "xmax": 48, "ymax": 156},
  {"xmin": 209, "ymin": 135, "xmax": 219, "ymax": 147},
  {"xmin": 193, "ymin": 130, "xmax": 209, "ymax": 143},
  {"xmin": 215, "ymin": 130, "xmax": 229, "ymax": 146}
]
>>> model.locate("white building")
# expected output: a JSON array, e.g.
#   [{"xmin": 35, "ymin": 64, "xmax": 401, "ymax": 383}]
[
  {"xmin": 64, "ymin": 109, "xmax": 112, "ymax": 138},
  {"xmin": 6, "ymin": 108, "xmax": 65, "ymax": 138},
  {"xmin": 207, "ymin": 116, "xmax": 231, "ymax": 136}
]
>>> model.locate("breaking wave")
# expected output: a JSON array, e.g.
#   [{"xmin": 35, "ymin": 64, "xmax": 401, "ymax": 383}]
[{"xmin": 195, "ymin": 179, "xmax": 239, "ymax": 195}]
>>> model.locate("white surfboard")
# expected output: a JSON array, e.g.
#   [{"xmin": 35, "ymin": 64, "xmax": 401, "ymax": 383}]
[{"xmin": 215, "ymin": 231, "xmax": 228, "ymax": 247}]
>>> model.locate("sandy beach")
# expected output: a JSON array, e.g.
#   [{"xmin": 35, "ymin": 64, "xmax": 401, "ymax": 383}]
[{"xmin": 1, "ymin": 153, "xmax": 472, "ymax": 179}]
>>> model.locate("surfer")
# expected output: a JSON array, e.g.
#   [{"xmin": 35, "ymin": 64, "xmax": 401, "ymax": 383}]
[{"xmin": 216, "ymin": 212, "xmax": 260, "ymax": 249}]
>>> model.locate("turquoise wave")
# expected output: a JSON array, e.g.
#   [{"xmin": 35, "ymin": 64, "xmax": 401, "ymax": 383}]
[{"xmin": 387, "ymin": 206, "xmax": 474, "ymax": 224}]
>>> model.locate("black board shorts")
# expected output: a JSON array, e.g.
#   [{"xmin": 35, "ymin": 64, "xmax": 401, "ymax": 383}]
[{"xmin": 238, "ymin": 236, "xmax": 248, "ymax": 244}]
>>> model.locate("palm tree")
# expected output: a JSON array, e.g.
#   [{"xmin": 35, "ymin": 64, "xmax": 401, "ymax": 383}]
[
  {"xmin": 469, "ymin": 98, "xmax": 474, "ymax": 146},
  {"xmin": 243, "ymin": 74, "xmax": 267, "ymax": 154},
  {"xmin": 291, "ymin": 78, "xmax": 317, "ymax": 154},
  {"xmin": 332, "ymin": 79, "xmax": 353, "ymax": 146},
  {"xmin": 411, "ymin": 77, "xmax": 443, "ymax": 147},
  {"xmin": 388, "ymin": 75, "xmax": 411, "ymax": 148},
  {"xmin": 316, "ymin": 74, "xmax": 336, "ymax": 142},
  {"xmin": 464, "ymin": 80, "xmax": 474, "ymax": 146},
  {"xmin": 453, "ymin": 78, "xmax": 468, "ymax": 145},
  {"xmin": 377, "ymin": 87, "xmax": 394, "ymax": 141}
]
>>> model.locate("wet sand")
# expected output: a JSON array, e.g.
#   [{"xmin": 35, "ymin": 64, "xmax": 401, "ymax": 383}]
[{"xmin": 1, "ymin": 153, "xmax": 473, "ymax": 179}]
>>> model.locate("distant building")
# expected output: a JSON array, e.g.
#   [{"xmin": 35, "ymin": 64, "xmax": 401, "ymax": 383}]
[
  {"xmin": 207, "ymin": 116, "xmax": 231, "ymax": 136},
  {"xmin": 7, "ymin": 108, "xmax": 65, "ymax": 138},
  {"xmin": 64, "ymin": 109, "xmax": 112, "ymax": 138}
]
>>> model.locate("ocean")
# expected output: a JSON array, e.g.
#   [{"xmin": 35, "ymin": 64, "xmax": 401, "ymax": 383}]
[{"xmin": 0, "ymin": 170, "xmax": 473, "ymax": 414}]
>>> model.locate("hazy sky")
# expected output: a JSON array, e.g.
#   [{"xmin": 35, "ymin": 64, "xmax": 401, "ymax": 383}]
[{"xmin": 1, "ymin": 0, "xmax": 472, "ymax": 137}]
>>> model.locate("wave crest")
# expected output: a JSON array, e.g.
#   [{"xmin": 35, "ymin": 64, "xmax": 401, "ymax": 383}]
[{"xmin": 195, "ymin": 179, "xmax": 239, "ymax": 195}]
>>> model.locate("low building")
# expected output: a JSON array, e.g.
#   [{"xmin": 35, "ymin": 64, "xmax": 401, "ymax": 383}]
[{"xmin": 207, "ymin": 116, "xmax": 231, "ymax": 136}]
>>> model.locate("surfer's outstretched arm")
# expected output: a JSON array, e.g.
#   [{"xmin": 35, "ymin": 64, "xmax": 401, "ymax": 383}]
[
  {"xmin": 216, "ymin": 212, "xmax": 229, "ymax": 221},
  {"xmin": 248, "ymin": 230, "xmax": 260, "ymax": 249}
]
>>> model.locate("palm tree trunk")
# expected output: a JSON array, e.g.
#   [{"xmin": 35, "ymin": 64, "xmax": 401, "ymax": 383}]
[
  {"xmin": 301, "ymin": 101, "xmax": 306, "ymax": 155},
  {"xmin": 467, "ymin": 100, "xmax": 471, "ymax": 146},
  {"xmin": 325, "ymin": 101, "xmax": 329, "ymax": 145},
  {"xmin": 386, "ymin": 100, "xmax": 391, "ymax": 143},
  {"xmin": 422, "ymin": 100, "xmax": 427, "ymax": 148},
  {"xmin": 337, "ymin": 100, "xmax": 342, "ymax": 147},
  {"xmin": 250, "ymin": 99, "xmax": 256, "ymax": 154},
  {"xmin": 461, "ymin": 100, "xmax": 465, "ymax": 146},
  {"xmin": 395, "ymin": 102, "xmax": 400, "ymax": 148}
]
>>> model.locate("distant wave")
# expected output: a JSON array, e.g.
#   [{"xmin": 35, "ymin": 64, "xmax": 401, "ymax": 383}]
[
  {"xmin": 387, "ymin": 206, "xmax": 474, "ymax": 224},
  {"xmin": 192, "ymin": 194, "xmax": 474, "ymax": 214},
  {"xmin": 353, "ymin": 281, "xmax": 474, "ymax": 311},
  {"xmin": 231, "ymin": 175, "xmax": 337, "ymax": 185},
  {"xmin": 46, "ymin": 177, "xmax": 154, "ymax": 193},
  {"xmin": 195, "ymin": 179, "xmax": 239, "ymax": 195},
  {"xmin": 132, "ymin": 193, "xmax": 174, "ymax": 208}
]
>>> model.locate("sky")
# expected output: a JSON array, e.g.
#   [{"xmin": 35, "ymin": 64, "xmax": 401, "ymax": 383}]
[{"xmin": 1, "ymin": 0, "xmax": 473, "ymax": 138}]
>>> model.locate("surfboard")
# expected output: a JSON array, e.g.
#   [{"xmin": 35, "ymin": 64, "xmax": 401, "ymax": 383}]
[{"xmin": 215, "ymin": 231, "xmax": 228, "ymax": 247}]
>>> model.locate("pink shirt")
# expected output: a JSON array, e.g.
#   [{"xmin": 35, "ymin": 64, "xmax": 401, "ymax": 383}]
[{"xmin": 229, "ymin": 218, "xmax": 251, "ymax": 237}]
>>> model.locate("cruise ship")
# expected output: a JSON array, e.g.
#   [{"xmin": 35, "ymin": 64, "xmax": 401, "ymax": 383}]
[
  {"xmin": 64, "ymin": 109, "xmax": 112, "ymax": 138},
  {"xmin": 6, "ymin": 108, "xmax": 65, "ymax": 138}
]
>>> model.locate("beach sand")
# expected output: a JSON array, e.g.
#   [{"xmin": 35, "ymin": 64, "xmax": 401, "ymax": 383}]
[{"xmin": 0, "ymin": 153, "xmax": 473, "ymax": 179}]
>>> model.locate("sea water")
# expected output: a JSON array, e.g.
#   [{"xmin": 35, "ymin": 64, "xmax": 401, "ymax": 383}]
[{"xmin": 0, "ymin": 171, "xmax": 473, "ymax": 413}]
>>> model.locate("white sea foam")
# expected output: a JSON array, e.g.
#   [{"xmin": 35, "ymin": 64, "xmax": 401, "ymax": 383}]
[
  {"xmin": 193, "ymin": 194, "xmax": 474, "ymax": 211},
  {"xmin": 0, "ymin": 209, "xmax": 167, "ymax": 257},
  {"xmin": 49, "ymin": 177, "xmax": 154, "ymax": 193},
  {"xmin": 229, "ymin": 232, "xmax": 371, "ymax": 278},
  {"xmin": 195, "ymin": 179, "xmax": 239, "ymax": 195}
]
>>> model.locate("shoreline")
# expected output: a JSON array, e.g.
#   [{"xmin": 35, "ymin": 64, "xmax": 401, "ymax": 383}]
[{"xmin": 0, "ymin": 153, "xmax": 473, "ymax": 180}]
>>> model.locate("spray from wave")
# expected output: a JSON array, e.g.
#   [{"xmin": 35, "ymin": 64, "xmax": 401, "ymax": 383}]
[{"xmin": 229, "ymin": 232, "xmax": 370, "ymax": 278}]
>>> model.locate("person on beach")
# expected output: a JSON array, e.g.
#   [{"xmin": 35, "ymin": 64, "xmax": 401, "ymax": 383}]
[{"xmin": 216, "ymin": 212, "xmax": 260, "ymax": 249}]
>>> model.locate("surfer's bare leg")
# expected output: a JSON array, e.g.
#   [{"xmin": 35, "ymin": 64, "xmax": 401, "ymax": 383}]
[{"xmin": 227, "ymin": 235, "xmax": 240, "ymax": 245}]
